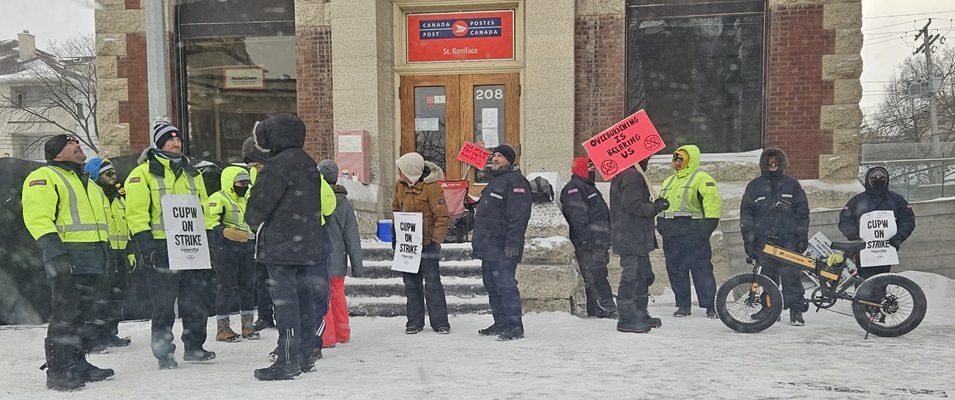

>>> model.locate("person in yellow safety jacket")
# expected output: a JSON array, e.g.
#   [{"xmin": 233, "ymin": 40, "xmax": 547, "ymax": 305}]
[
  {"xmin": 656, "ymin": 144, "xmax": 722, "ymax": 319},
  {"xmin": 22, "ymin": 134, "xmax": 115, "ymax": 391},
  {"xmin": 83, "ymin": 157, "xmax": 134, "ymax": 352},
  {"xmin": 125, "ymin": 121, "xmax": 215, "ymax": 370},
  {"xmin": 206, "ymin": 166, "xmax": 259, "ymax": 343}
]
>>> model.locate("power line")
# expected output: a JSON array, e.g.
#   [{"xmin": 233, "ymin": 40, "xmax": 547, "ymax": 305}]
[
  {"xmin": 864, "ymin": 10, "xmax": 955, "ymax": 20},
  {"xmin": 863, "ymin": 21, "xmax": 915, "ymax": 32}
]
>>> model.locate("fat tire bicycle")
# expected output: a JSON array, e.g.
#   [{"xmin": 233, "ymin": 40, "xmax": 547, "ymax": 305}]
[{"xmin": 715, "ymin": 202, "xmax": 927, "ymax": 337}]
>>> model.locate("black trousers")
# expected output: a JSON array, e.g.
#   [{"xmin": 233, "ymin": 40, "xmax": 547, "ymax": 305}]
[
  {"xmin": 617, "ymin": 254, "xmax": 655, "ymax": 301},
  {"xmin": 660, "ymin": 224, "xmax": 716, "ymax": 309},
  {"xmin": 308, "ymin": 256, "xmax": 330, "ymax": 348},
  {"xmin": 145, "ymin": 240, "xmax": 213, "ymax": 360},
  {"xmin": 267, "ymin": 264, "xmax": 315, "ymax": 365},
  {"xmin": 402, "ymin": 243, "xmax": 449, "ymax": 330},
  {"xmin": 48, "ymin": 273, "xmax": 100, "ymax": 349},
  {"xmin": 574, "ymin": 245, "xmax": 614, "ymax": 315},
  {"xmin": 212, "ymin": 241, "xmax": 256, "ymax": 316},
  {"xmin": 254, "ymin": 261, "xmax": 273, "ymax": 318},
  {"xmin": 88, "ymin": 250, "xmax": 128, "ymax": 342},
  {"xmin": 482, "ymin": 259, "xmax": 523, "ymax": 329},
  {"xmin": 759, "ymin": 255, "xmax": 806, "ymax": 308}
]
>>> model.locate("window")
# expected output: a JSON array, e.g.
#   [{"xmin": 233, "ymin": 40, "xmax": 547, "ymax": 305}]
[
  {"xmin": 626, "ymin": 0, "xmax": 765, "ymax": 153},
  {"xmin": 15, "ymin": 92, "xmax": 24, "ymax": 108},
  {"xmin": 176, "ymin": 0, "xmax": 297, "ymax": 162}
]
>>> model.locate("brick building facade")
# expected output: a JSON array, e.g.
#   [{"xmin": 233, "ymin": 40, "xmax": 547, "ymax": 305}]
[{"xmin": 95, "ymin": 0, "xmax": 863, "ymax": 210}]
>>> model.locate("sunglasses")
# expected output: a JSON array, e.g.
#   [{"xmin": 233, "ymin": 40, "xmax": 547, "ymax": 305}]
[
  {"xmin": 767, "ymin": 162, "xmax": 779, "ymax": 167},
  {"xmin": 672, "ymin": 155, "xmax": 684, "ymax": 162},
  {"xmin": 104, "ymin": 170, "xmax": 116, "ymax": 177},
  {"xmin": 869, "ymin": 175, "xmax": 887, "ymax": 181}
]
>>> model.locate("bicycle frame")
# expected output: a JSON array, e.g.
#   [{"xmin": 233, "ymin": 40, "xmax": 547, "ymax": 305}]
[{"xmin": 761, "ymin": 244, "xmax": 880, "ymax": 310}]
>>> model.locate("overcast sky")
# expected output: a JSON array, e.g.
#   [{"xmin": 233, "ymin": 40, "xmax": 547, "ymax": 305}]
[{"xmin": 1, "ymin": 0, "xmax": 953, "ymax": 112}]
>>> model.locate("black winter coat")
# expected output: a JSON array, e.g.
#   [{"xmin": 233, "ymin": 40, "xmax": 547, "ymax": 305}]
[
  {"xmin": 609, "ymin": 166, "xmax": 659, "ymax": 256},
  {"xmin": 471, "ymin": 165, "xmax": 532, "ymax": 262},
  {"xmin": 838, "ymin": 168, "xmax": 915, "ymax": 244},
  {"xmin": 560, "ymin": 175, "xmax": 611, "ymax": 248},
  {"xmin": 245, "ymin": 115, "xmax": 324, "ymax": 266},
  {"xmin": 739, "ymin": 174, "xmax": 809, "ymax": 250}
]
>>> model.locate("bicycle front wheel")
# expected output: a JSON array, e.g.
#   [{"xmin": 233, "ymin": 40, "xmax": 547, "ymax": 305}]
[
  {"xmin": 852, "ymin": 273, "xmax": 927, "ymax": 337},
  {"xmin": 716, "ymin": 273, "xmax": 783, "ymax": 333}
]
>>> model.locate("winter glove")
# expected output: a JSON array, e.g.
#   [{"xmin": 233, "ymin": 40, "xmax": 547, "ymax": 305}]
[
  {"xmin": 653, "ymin": 198, "xmax": 670, "ymax": 213},
  {"xmin": 140, "ymin": 250, "xmax": 157, "ymax": 270},
  {"xmin": 796, "ymin": 231, "xmax": 809, "ymax": 253},
  {"xmin": 47, "ymin": 255, "xmax": 72, "ymax": 278},
  {"xmin": 223, "ymin": 227, "xmax": 250, "ymax": 243},
  {"xmin": 743, "ymin": 240, "xmax": 756, "ymax": 260},
  {"xmin": 888, "ymin": 235, "xmax": 903, "ymax": 250},
  {"xmin": 504, "ymin": 246, "xmax": 520, "ymax": 259},
  {"xmin": 127, "ymin": 253, "xmax": 137, "ymax": 272}
]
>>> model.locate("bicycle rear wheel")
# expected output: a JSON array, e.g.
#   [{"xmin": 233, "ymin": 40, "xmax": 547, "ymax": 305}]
[
  {"xmin": 852, "ymin": 273, "xmax": 927, "ymax": 337},
  {"xmin": 716, "ymin": 273, "xmax": 783, "ymax": 333}
]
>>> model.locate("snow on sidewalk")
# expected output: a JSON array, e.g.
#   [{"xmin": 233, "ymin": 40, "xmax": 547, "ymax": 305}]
[{"xmin": 1, "ymin": 271, "xmax": 953, "ymax": 399}]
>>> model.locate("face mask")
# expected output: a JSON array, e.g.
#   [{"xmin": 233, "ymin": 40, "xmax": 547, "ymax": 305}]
[
  {"xmin": 234, "ymin": 185, "xmax": 249, "ymax": 197},
  {"xmin": 588, "ymin": 171, "xmax": 596, "ymax": 181},
  {"xmin": 869, "ymin": 179, "xmax": 887, "ymax": 191}
]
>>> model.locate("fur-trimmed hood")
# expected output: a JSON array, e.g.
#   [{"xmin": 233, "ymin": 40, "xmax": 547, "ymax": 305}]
[
  {"xmin": 759, "ymin": 147, "xmax": 788, "ymax": 176},
  {"xmin": 421, "ymin": 161, "xmax": 444, "ymax": 184}
]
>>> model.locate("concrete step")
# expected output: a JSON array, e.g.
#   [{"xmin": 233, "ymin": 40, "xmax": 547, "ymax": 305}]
[
  {"xmin": 347, "ymin": 295, "xmax": 491, "ymax": 317},
  {"xmin": 345, "ymin": 277, "xmax": 487, "ymax": 298},
  {"xmin": 360, "ymin": 242, "xmax": 473, "ymax": 262},
  {"xmin": 360, "ymin": 260, "xmax": 483, "ymax": 279}
]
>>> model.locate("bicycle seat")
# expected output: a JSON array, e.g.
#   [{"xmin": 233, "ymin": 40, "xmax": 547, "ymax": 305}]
[{"xmin": 831, "ymin": 240, "xmax": 866, "ymax": 253}]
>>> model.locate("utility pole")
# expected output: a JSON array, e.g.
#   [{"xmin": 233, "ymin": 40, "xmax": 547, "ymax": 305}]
[
  {"xmin": 145, "ymin": 0, "xmax": 170, "ymax": 125},
  {"xmin": 913, "ymin": 19, "xmax": 941, "ymax": 159}
]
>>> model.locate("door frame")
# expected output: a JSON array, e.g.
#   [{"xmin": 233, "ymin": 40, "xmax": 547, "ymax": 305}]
[{"xmin": 398, "ymin": 73, "xmax": 520, "ymax": 184}]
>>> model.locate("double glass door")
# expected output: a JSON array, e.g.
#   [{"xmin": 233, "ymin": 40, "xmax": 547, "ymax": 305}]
[{"xmin": 399, "ymin": 73, "xmax": 519, "ymax": 187}]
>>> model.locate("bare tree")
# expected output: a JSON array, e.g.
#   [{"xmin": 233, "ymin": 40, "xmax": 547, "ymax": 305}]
[
  {"xmin": 0, "ymin": 34, "xmax": 98, "ymax": 153},
  {"xmin": 863, "ymin": 45, "xmax": 955, "ymax": 144}
]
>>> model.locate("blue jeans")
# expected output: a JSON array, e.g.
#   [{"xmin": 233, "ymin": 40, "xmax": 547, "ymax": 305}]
[{"xmin": 481, "ymin": 259, "xmax": 523, "ymax": 329}]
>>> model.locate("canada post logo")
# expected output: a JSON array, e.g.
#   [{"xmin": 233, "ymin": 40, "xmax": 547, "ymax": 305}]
[{"xmin": 419, "ymin": 18, "xmax": 502, "ymax": 40}]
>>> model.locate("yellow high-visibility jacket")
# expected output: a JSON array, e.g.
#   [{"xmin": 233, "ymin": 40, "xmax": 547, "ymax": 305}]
[
  {"xmin": 125, "ymin": 152, "xmax": 209, "ymax": 240},
  {"xmin": 206, "ymin": 166, "xmax": 254, "ymax": 238},
  {"xmin": 658, "ymin": 144, "xmax": 722, "ymax": 219},
  {"xmin": 22, "ymin": 164, "xmax": 110, "ymax": 243}
]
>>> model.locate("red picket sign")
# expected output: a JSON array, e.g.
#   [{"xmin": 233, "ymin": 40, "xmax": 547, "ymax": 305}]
[
  {"xmin": 456, "ymin": 141, "xmax": 492, "ymax": 169},
  {"xmin": 582, "ymin": 109, "xmax": 666, "ymax": 180}
]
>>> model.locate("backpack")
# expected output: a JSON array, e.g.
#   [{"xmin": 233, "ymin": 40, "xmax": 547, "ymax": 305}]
[{"xmin": 530, "ymin": 176, "xmax": 554, "ymax": 203}]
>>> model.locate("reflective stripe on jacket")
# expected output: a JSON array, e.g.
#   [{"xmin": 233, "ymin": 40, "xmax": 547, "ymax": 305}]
[
  {"xmin": 658, "ymin": 144, "xmax": 721, "ymax": 219},
  {"xmin": 125, "ymin": 153, "xmax": 208, "ymax": 240},
  {"xmin": 22, "ymin": 165, "xmax": 110, "ymax": 243}
]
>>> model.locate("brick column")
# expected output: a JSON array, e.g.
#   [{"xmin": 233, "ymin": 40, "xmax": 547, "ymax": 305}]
[
  {"xmin": 95, "ymin": 0, "xmax": 147, "ymax": 157},
  {"xmin": 574, "ymin": 1, "xmax": 625, "ymax": 159},
  {"xmin": 295, "ymin": 0, "xmax": 334, "ymax": 160}
]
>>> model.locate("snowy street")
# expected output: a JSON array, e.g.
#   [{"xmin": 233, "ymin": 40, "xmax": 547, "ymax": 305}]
[{"xmin": 1, "ymin": 271, "xmax": 953, "ymax": 399}]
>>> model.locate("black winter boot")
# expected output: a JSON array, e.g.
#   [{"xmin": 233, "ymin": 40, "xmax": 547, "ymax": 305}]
[
  {"xmin": 635, "ymin": 296, "xmax": 661, "ymax": 328},
  {"xmin": 478, "ymin": 323, "xmax": 505, "ymax": 336},
  {"xmin": 616, "ymin": 299, "xmax": 651, "ymax": 333},
  {"xmin": 184, "ymin": 348, "xmax": 216, "ymax": 362},
  {"xmin": 254, "ymin": 362, "xmax": 302, "ymax": 381},
  {"xmin": 253, "ymin": 310, "xmax": 276, "ymax": 331},
  {"xmin": 596, "ymin": 298, "xmax": 619, "ymax": 319},
  {"xmin": 43, "ymin": 338, "xmax": 84, "ymax": 391},
  {"xmin": 72, "ymin": 345, "xmax": 114, "ymax": 382}
]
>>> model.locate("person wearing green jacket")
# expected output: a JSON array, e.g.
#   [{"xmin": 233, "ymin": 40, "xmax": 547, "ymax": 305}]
[
  {"xmin": 23, "ymin": 135, "xmax": 115, "ymax": 390},
  {"xmin": 125, "ymin": 122, "xmax": 215, "ymax": 370},
  {"xmin": 206, "ymin": 165, "xmax": 259, "ymax": 342},
  {"xmin": 84, "ymin": 157, "xmax": 133, "ymax": 351},
  {"xmin": 656, "ymin": 144, "xmax": 722, "ymax": 319}
]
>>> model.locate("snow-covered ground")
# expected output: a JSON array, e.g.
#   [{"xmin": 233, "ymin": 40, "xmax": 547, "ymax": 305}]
[{"xmin": 1, "ymin": 271, "xmax": 953, "ymax": 399}]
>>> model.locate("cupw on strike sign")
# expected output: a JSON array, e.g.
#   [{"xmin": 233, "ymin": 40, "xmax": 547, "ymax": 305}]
[{"xmin": 583, "ymin": 110, "xmax": 666, "ymax": 180}]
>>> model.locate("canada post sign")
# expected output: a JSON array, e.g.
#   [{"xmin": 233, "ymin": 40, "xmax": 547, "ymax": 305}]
[{"xmin": 407, "ymin": 10, "xmax": 515, "ymax": 63}]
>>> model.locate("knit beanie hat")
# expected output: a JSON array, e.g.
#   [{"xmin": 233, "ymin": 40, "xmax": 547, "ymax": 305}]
[
  {"xmin": 233, "ymin": 170, "xmax": 252, "ymax": 184},
  {"xmin": 396, "ymin": 152, "xmax": 425, "ymax": 184},
  {"xmin": 152, "ymin": 121, "xmax": 180, "ymax": 150},
  {"xmin": 44, "ymin": 134, "xmax": 77, "ymax": 161},
  {"xmin": 318, "ymin": 159, "xmax": 339, "ymax": 185},
  {"xmin": 242, "ymin": 136, "xmax": 269, "ymax": 164},
  {"xmin": 493, "ymin": 144, "xmax": 516, "ymax": 164},
  {"xmin": 84, "ymin": 157, "xmax": 114, "ymax": 177}
]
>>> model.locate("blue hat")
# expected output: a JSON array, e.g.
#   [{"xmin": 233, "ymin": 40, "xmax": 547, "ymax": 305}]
[{"xmin": 84, "ymin": 157, "xmax": 114, "ymax": 177}]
